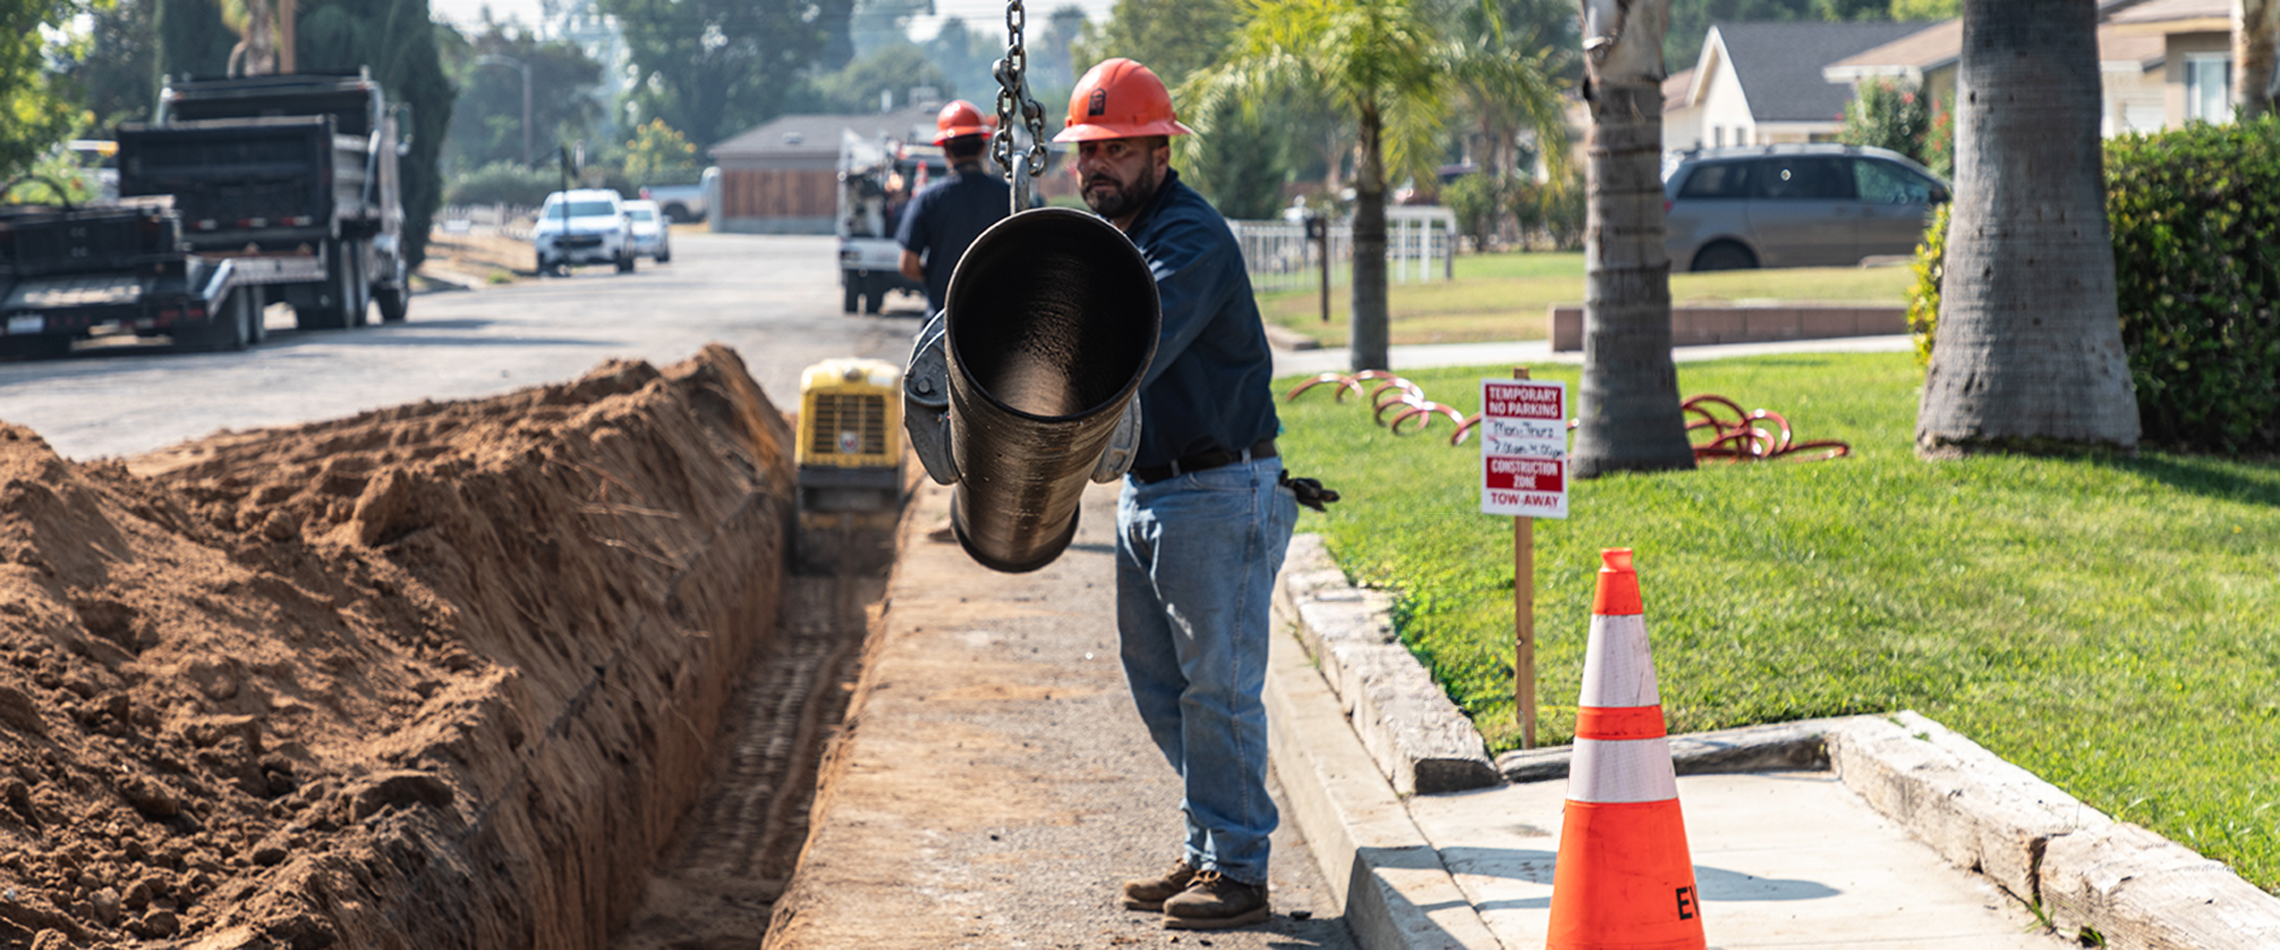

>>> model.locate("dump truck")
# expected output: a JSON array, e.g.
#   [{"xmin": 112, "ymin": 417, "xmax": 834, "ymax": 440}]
[
  {"xmin": 0, "ymin": 199, "xmax": 265, "ymax": 358},
  {"xmin": 836, "ymin": 135, "xmax": 943, "ymax": 315},
  {"xmin": 118, "ymin": 69, "xmax": 411, "ymax": 331}
]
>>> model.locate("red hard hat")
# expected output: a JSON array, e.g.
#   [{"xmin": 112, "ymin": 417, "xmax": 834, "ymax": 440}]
[
  {"xmin": 1052, "ymin": 58, "xmax": 1194, "ymax": 143},
  {"xmin": 934, "ymin": 100, "xmax": 995, "ymax": 145}
]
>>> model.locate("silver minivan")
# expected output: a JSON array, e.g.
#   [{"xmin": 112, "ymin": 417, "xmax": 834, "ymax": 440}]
[{"xmin": 1664, "ymin": 144, "xmax": 1949, "ymax": 272}]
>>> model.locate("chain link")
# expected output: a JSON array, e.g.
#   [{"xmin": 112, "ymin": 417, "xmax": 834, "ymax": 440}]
[{"xmin": 990, "ymin": 0, "xmax": 1051, "ymax": 186}]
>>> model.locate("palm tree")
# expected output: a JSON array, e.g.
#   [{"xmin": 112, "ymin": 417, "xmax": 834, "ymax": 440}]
[
  {"xmin": 1568, "ymin": 0, "xmax": 1694, "ymax": 478},
  {"xmin": 1188, "ymin": 0, "xmax": 1449, "ymax": 372},
  {"xmin": 1915, "ymin": 0, "xmax": 2138, "ymax": 456},
  {"xmin": 2237, "ymin": 0, "xmax": 2280, "ymax": 119}
]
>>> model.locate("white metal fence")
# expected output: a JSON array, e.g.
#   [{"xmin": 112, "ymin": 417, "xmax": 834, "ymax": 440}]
[
  {"xmin": 1230, "ymin": 206, "xmax": 1457, "ymax": 295},
  {"xmin": 437, "ymin": 203, "xmax": 538, "ymax": 241}
]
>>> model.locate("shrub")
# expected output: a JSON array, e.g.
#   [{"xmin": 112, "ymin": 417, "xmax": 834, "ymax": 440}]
[
  {"xmin": 1910, "ymin": 116, "xmax": 2280, "ymax": 453},
  {"xmin": 1442, "ymin": 173, "xmax": 1507, "ymax": 251},
  {"xmin": 1839, "ymin": 78, "xmax": 1932, "ymax": 168},
  {"xmin": 447, "ymin": 161, "xmax": 561, "ymax": 207},
  {"xmin": 1905, "ymin": 202, "xmax": 1948, "ymax": 367}
]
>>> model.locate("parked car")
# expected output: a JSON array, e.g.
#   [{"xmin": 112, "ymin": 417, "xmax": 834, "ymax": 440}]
[
  {"xmin": 624, "ymin": 199, "xmax": 671, "ymax": 263},
  {"xmin": 533, "ymin": 188, "xmax": 634, "ymax": 275},
  {"xmin": 1663, "ymin": 144, "xmax": 1949, "ymax": 272},
  {"xmin": 639, "ymin": 178, "xmax": 708, "ymax": 224}
]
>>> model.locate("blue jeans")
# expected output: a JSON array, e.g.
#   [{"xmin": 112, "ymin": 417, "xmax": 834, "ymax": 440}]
[{"xmin": 1116, "ymin": 456, "xmax": 1299, "ymax": 887}]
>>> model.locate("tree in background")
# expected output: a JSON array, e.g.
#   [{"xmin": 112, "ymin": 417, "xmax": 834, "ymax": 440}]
[
  {"xmin": 1916, "ymin": 0, "xmax": 2137, "ymax": 456},
  {"xmin": 0, "ymin": 0, "xmax": 84, "ymax": 184},
  {"xmin": 438, "ymin": 20, "xmax": 601, "ymax": 172},
  {"xmin": 156, "ymin": 0, "xmax": 237, "ymax": 78},
  {"xmin": 1837, "ymin": 78, "xmax": 1929, "ymax": 165},
  {"xmin": 802, "ymin": 42, "xmax": 952, "ymax": 112},
  {"xmin": 295, "ymin": 0, "xmax": 452, "ymax": 269},
  {"xmin": 1078, "ymin": 0, "xmax": 1304, "ymax": 222},
  {"xmin": 1571, "ymin": 0, "xmax": 1696, "ymax": 478},
  {"xmin": 1193, "ymin": 0, "xmax": 1447, "ymax": 372},
  {"xmin": 622, "ymin": 118, "xmax": 699, "ymax": 186},
  {"xmin": 2237, "ymin": 0, "xmax": 2279, "ymax": 120},
  {"xmin": 71, "ymin": 0, "xmax": 162, "ymax": 128},
  {"xmin": 1445, "ymin": 0, "xmax": 1569, "ymax": 245},
  {"xmin": 602, "ymin": 0, "xmax": 826, "ymax": 149}
]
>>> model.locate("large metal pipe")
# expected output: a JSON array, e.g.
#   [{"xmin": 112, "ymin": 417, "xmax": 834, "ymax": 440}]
[{"xmin": 944, "ymin": 207, "xmax": 1159, "ymax": 573}]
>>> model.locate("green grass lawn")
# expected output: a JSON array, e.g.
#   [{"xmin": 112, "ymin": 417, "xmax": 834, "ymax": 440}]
[
  {"xmin": 1257, "ymin": 251, "xmax": 1916, "ymax": 347},
  {"xmin": 1274, "ymin": 351, "xmax": 2280, "ymax": 894}
]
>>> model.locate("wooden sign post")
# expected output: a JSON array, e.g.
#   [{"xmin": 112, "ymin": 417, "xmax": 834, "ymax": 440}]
[{"xmin": 1480, "ymin": 367, "xmax": 1568, "ymax": 749}]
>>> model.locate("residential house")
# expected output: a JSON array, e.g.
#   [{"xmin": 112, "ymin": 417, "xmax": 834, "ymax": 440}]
[
  {"xmin": 1823, "ymin": 0, "xmax": 2229, "ymax": 136},
  {"xmin": 707, "ymin": 104, "xmax": 940, "ymax": 235},
  {"xmin": 1663, "ymin": 21, "xmax": 1927, "ymax": 152}
]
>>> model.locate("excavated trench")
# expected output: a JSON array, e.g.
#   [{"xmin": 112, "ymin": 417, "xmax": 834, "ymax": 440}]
[{"xmin": 0, "ymin": 344, "xmax": 888, "ymax": 950}]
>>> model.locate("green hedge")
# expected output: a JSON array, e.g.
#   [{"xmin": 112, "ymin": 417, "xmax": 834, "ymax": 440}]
[{"xmin": 1911, "ymin": 116, "xmax": 2280, "ymax": 453}]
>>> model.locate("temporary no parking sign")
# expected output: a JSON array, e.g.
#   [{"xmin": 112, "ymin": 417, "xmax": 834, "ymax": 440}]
[{"xmin": 1480, "ymin": 378, "xmax": 1569, "ymax": 519}]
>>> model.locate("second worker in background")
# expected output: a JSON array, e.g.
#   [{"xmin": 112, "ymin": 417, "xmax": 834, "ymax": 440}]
[{"xmin": 897, "ymin": 100, "xmax": 1012, "ymax": 318}]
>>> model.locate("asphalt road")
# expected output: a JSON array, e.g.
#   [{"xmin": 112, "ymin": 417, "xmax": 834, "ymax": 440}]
[{"xmin": 0, "ymin": 232, "xmax": 923, "ymax": 460}]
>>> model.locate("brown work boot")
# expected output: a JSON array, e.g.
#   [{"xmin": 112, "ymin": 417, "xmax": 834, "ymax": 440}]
[
  {"xmin": 1120, "ymin": 859, "xmax": 1197, "ymax": 911},
  {"xmin": 1161, "ymin": 869, "xmax": 1270, "ymax": 930}
]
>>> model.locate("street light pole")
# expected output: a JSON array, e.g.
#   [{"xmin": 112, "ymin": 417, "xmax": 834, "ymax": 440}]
[{"xmin": 474, "ymin": 55, "xmax": 533, "ymax": 166}]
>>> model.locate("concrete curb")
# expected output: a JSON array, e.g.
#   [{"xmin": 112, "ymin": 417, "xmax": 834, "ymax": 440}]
[
  {"xmin": 1275, "ymin": 535, "xmax": 1499, "ymax": 795},
  {"xmin": 1265, "ymin": 623, "xmax": 1504, "ymax": 950},
  {"xmin": 1273, "ymin": 532, "xmax": 2280, "ymax": 949},
  {"xmin": 1827, "ymin": 711, "xmax": 2280, "ymax": 949}
]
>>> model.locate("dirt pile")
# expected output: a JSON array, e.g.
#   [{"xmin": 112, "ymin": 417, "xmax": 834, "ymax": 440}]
[{"xmin": 0, "ymin": 344, "xmax": 795, "ymax": 949}]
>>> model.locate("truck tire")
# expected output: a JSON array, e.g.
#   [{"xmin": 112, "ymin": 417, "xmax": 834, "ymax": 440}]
[
  {"xmin": 246, "ymin": 287, "xmax": 267, "ymax": 344},
  {"xmin": 843, "ymin": 275, "xmax": 860, "ymax": 314},
  {"xmin": 345, "ymin": 250, "xmax": 371, "ymax": 327},
  {"xmin": 376, "ymin": 284, "xmax": 409, "ymax": 323},
  {"xmin": 616, "ymin": 250, "xmax": 636, "ymax": 274},
  {"xmin": 174, "ymin": 289, "xmax": 252, "ymax": 352}
]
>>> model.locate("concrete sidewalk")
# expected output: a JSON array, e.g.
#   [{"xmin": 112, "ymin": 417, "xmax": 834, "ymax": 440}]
[{"xmin": 763, "ymin": 474, "xmax": 2100, "ymax": 949}]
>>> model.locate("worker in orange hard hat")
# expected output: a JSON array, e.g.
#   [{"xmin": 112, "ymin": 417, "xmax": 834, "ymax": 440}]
[
  {"xmin": 1063, "ymin": 57, "xmax": 1312, "ymax": 933},
  {"xmin": 896, "ymin": 99, "xmax": 1009, "ymax": 317}
]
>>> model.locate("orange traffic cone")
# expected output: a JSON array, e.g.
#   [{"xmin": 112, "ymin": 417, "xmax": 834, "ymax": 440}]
[{"xmin": 1545, "ymin": 548, "xmax": 1705, "ymax": 950}]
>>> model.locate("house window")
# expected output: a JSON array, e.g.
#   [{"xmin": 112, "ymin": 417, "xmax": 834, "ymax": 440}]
[
  {"xmin": 1713, "ymin": 126, "xmax": 1725, "ymax": 147},
  {"xmin": 2185, "ymin": 53, "xmax": 2231, "ymax": 123}
]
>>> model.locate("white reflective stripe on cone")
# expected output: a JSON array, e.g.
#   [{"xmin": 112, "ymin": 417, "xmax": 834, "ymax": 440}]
[
  {"xmin": 1578, "ymin": 613, "xmax": 1661, "ymax": 709},
  {"xmin": 1567, "ymin": 736, "xmax": 1680, "ymax": 804}
]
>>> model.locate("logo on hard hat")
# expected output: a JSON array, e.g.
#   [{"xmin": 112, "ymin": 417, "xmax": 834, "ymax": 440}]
[{"xmin": 1087, "ymin": 89, "xmax": 1107, "ymax": 117}]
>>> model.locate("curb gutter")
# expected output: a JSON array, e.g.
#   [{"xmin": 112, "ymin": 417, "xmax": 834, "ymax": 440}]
[{"xmin": 1268, "ymin": 532, "xmax": 2280, "ymax": 950}]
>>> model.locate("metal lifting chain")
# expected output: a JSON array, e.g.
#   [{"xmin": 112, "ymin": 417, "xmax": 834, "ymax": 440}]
[{"xmin": 991, "ymin": 0, "xmax": 1050, "ymax": 210}]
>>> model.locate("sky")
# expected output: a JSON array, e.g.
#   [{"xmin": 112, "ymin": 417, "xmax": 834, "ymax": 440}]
[{"xmin": 428, "ymin": 0, "xmax": 1117, "ymax": 42}]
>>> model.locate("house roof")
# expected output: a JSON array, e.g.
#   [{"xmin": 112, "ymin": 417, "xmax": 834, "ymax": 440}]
[
  {"xmin": 1710, "ymin": 21, "xmax": 1930, "ymax": 122},
  {"xmin": 2105, "ymin": 0, "xmax": 2227, "ymax": 26},
  {"xmin": 1826, "ymin": 19, "xmax": 2167, "ymax": 81},
  {"xmin": 710, "ymin": 104, "xmax": 940, "ymax": 160},
  {"xmin": 1664, "ymin": 67, "xmax": 1696, "ymax": 113}
]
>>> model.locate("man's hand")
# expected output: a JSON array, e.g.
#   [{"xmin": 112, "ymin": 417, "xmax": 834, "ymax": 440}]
[{"xmin": 899, "ymin": 250, "xmax": 925, "ymax": 283}]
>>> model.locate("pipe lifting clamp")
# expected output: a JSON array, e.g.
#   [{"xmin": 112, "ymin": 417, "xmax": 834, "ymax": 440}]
[{"xmin": 905, "ymin": 311, "xmax": 1143, "ymax": 487}]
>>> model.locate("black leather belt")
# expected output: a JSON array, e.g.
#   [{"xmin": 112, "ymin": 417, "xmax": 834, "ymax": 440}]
[{"xmin": 1131, "ymin": 438, "xmax": 1277, "ymax": 484}]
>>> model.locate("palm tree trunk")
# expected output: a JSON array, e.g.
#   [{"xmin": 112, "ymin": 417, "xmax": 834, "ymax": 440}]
[
  {"xmin": 1349, "ymin": 101, "xmax": 1390, "ymax": 372},
  {"xmin": 1571, "ymin": 0, "xmax": 1693, "ymax": 478},
  {"xmin": 2236, "ymin": 0, "xmax": 2280, "ymax": 119},
  {"xmin": 1917, "ymin": 0, "xmax": 2138, "ymax": 455}
]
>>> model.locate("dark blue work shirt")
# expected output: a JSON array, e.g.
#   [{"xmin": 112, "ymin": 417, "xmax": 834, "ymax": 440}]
[
  {"xmin": 1122, "ymin": 169, "xmax": 1279, "ymax": 470},
  {"xmin": 895, "ymin": 165, "xmax": 1011, "ymax": 315}
]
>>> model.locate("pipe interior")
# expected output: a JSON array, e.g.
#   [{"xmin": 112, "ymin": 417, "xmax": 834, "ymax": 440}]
[{"xmin": 946, "ymin": 212, "xmax": 1158, "ymax": 419}]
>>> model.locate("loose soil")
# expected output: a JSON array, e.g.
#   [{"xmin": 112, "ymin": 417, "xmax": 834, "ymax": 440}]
[{"xmin": 0, "ymin": 344, "xmax": 798, "ymax": 949}]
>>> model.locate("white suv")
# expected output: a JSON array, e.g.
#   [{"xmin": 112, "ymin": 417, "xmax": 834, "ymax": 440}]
[{"xmin": 534, "ymin": 189, "xmax": 635, "ymax": 275}]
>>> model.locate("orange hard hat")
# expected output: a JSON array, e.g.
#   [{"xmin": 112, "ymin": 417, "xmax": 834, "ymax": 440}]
[
  {"xmin": 1052, "ymin": 58, "xmax": 1195, "ymax": 143},
  {"xmin": 933, "ymin": 100, "xmax": 995, "ymax": 145}
]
